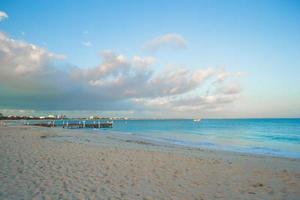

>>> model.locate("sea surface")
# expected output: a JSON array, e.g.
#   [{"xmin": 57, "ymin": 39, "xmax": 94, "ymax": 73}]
[{"xmin": 13, "ymin": 118, "xmax": 300, "ymax": 159}]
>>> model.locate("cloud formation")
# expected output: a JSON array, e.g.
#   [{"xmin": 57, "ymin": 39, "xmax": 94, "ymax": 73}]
[
  {"xmin": 0, "ymin": 32, "xmax": 242, "ymax": 117},
  {"xmin": 0, "ymin": 11, "xmax": 8, "ymax": 21},
  {"xmin": 132, "ymin": 80, "xmax": 241, "ymax": 117},
  {"xmin": 143, "ymin": 33, "xmax": 187, "ymax": 51},
  {"xmin": 0, "ymin": 32, "xmax": 64, "ymax": 78},
  {"xmin": 82, "ymin": 41, "xmax": 92, "ymax": 47}
]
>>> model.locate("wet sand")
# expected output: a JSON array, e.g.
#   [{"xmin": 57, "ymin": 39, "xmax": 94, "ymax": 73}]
[{"xmin": 0, "ymin": 126, "xmax": 299, "ymax": 200}]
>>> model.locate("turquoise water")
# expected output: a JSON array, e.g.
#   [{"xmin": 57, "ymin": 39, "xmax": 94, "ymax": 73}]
[
  {"xmin": 102, "ymin": 118, "xmax": 300, "ymax": 159},
  {"xmin": 19, "ymin": 118, "xmax": 300, "ymax": 159}
]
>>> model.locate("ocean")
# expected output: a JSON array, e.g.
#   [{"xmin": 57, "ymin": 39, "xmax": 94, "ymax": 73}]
[
  {"xmin": 104, "ymin": 118, "xmax": 300, "ymax": 158},
  {"xmin": 17, "ymin": 118, "xmax": 300, "ymax": 159}
]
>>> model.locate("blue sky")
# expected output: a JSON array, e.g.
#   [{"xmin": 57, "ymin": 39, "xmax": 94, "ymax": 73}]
[{"xmin": 0, "ymin": 0, "xmax": 299, "ymax": 118}]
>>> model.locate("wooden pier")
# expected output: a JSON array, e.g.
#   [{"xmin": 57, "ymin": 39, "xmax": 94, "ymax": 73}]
[
  {"xmin": 29, "ymin": 121, "xmax": 113, "ymax": 129},
  {"xmin": 62, "ymin": 122, "xmax": 113, "ymax": 129}
]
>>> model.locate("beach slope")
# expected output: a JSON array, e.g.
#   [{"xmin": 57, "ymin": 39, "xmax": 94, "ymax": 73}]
[{"xmin": 0, "ymin": 126, "xmax": 299, "ymax": 200}]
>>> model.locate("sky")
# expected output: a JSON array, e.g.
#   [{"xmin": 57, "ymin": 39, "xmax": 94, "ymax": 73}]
[{"xmin": 0, "ymin": 0, "xmax": 299, "ymax": 118}]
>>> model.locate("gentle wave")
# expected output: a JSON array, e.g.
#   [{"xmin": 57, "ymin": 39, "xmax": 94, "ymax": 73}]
[{"xmin": 16, "ymin": 118, "xmax": 300, "ymax": 159}]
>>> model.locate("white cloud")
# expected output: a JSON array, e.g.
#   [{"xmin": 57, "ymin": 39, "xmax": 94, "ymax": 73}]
[
  {"xmin": 0, "ymin": 32, "xmax": 242, "ymax": 117},
  {"xmin": 148, "ymin": 67, "xmax": 215, "ymax": 96},
  {"xmin": 82, "ymin": 41, "xmax": 92, "ymax": 47},
  {"xmin": 214, "ymin": 70, "xmax": 244, "ymax": 83},
  {"xmin": 143, "ymin": 33, "xmax": 187, "ymax": 51},
  {"xmin": 216, "ymin": 83, "xmax": 241, "ymax": 95},
  {"xmin": 132, "ymin": 81, "xmax": 241, "ymax": 116},
  {"xmin": 73, "ymin": 52, "xmax": 218, "ymax": 99},
  {"xmin": 0, "ymin": 32, "xmax": 65, "ymax": 77},
  {"xmin": 0, "ymin": 11, "xmax": 8, "ymax": 21}
]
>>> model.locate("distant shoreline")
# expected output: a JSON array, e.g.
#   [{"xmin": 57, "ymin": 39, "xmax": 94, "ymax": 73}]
[{"xmin": 1, "ymin": 117, "xmax": 300, "ymax": 121}]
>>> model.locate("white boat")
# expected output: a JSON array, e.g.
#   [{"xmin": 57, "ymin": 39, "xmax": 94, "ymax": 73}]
[{"xmin": 193, "ymin": 118, "xmax": 201, "ymax": 122}]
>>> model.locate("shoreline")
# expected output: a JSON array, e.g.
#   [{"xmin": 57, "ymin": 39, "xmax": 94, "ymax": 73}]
[
  {"xmin": 39, "ymin": 125, "xmax": 300, "ymax": 161},
  {"xmin": 1, "ymin": 126, "xmax": 300, "ymax": 199},
  {"xmin": 4, "ymin": 118, "xmax": 300, "ymax": 160},
  {"xmin": 53, "ymin": 127, "xmax": 300, "ymax": 162},
  {"xmin": 3, "ymin": 118, "xmax": 300, "ymax": 160}
]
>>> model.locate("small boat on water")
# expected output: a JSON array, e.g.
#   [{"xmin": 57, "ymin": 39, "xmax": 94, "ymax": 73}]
[{"xmin": 193, "ymin": 118, "xmax": 201, "ymax": 122}]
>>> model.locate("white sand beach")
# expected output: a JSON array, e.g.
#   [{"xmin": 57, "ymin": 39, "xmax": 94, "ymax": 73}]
[{"xmin": 0, "ymin": 126, "xmax": 300, "ymax": 200}]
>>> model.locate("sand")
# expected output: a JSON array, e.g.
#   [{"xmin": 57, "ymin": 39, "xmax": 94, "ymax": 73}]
[{"xmin": 0, "ymin": 126, "xmax": 299, "ymax": 200}]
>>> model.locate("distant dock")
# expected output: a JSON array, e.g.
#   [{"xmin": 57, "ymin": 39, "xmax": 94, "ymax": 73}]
[{"xmin": 27, "ymin": 121, "xmax": 113, "ymax": 129}]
